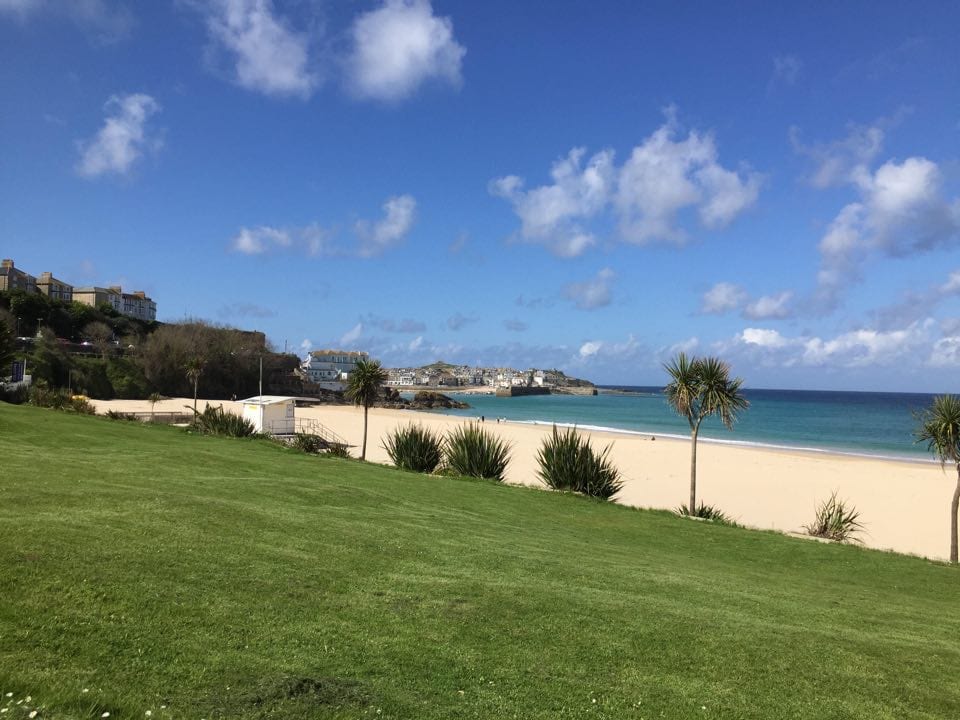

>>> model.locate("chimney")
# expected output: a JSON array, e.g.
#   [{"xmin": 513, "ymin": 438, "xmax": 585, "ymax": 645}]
[{"xmin": 1, "ymin": 259, "xmax": 12, "ymax": 269}]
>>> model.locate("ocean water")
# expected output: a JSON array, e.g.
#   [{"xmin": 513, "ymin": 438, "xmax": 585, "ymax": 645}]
[{"xmin": 416, "ymin": 387, "xmax": 939, "ymax": 461}]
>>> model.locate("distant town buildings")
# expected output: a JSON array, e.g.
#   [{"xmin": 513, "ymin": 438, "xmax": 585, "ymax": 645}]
[
  {"xmin": 0, "ymin": 259, "xmax": 157, "ymax": 321},
  {"xmin": 385, "ymin": 364, "xmax": 570, "ymax": 390}
]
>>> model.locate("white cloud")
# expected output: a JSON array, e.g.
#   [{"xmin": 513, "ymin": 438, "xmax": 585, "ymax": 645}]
[
  {"xmin": 340, "ymin": 323, "xmax": 363, "ymax": 345},
  {"xmin": 743, "ymin": 291, "xmax": 794, "ymax": 320},
  {"xmin": 815, "ymin": 155, "xmax": 960, "ymax": 309},
  {"xmin": 563, "ymin": 267, "xmax": 615, "ymax": 310},
  {"xmin": 355, "ymin": 194, "xmax": 417, "ymax": 257},
  {"xmin": 490, "ymin": 148, "xmax": 613, "ymax": 257},
  {"xmin": 202, "ymin": 0, "xmax": 317, "ymax": 98},
  {"xmin": 791, "ymin": 121, "xmax": 884, "ymax": 188},
  {"xmin": 701, "ymin": 282, "xmax": 747, "ymax": 314},
  {"xmin": 347, "ymin": 0, "xmax": 465, "ymax": 102},
  {"xmin": 230, "ymin": 225, "xmax": 290, "ymax": 254},
  {"xmin": 578, "ymin": 340, "xmax": 602, "ymax": 359},
  {"xmin": 299, "ymin": 338, "xmax": 312, "ymax": 351},
  {"xmin": 930, "ymin": 336, "xmax": 960, "ymax": 367},
  {"xmin": 76, "ymin": 93, "xmax": 160, "ymax": 178},
  {"xmin": 727, "ymin": 320, "xmax": 934, "ymax": 369},
  {"xmin": 491, "ymin": 113, "xmax": 760, "ymax": 256}
]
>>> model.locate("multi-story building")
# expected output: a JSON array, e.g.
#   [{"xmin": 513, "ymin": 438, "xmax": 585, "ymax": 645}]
[
  {"xmin": 73, "ymin": 286, "xmax": 122, "ymax": 314},
  {"xmin": 301, "ymin": 350, "xmax": 370, "ymax": 387},
  {"xmin": 0, "ymin": 259, "xmax": 37, "ymax": 293},
  {"xmin": 120, "ymin": 290, "xmax": 157, "ymax": 322},
  {"xmin": 36, "ymin": 272, "xmax": 73, "ymax": 302}
]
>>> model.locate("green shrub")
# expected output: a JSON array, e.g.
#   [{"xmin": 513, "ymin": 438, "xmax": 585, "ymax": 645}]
[
  {"xmin": 293, "ymin": 433, "xmax": 327, "ymax": 454},
  {"xmin": 106, "ymin": 410, "xmax": 139, "ymax": 421},
  {"xmin": 69, "ymin": 396, "xmax": 96, "ymax": 415},
  {"xmin": 677, "ymin": 502, "xmax": 733, "ymax": 524},
  {"xmin": 191, "ymin": 405, "xmax": 256, "ymax": 438},
  {"xmin": 0, "ymin": 385, "xmax": 28, "ymax": 404},
  {"xmin": 382, "ymin": 423, "xmax": 444, "ymax": 473},
  {"xmin": 29, "ymin": 382, "xmax": 71, "ymax": 410},
  {"xmin": 536, "ymin": 425, "xmax": 622, "ymax": 500},
  {"xmin": 325, "ymin": 443, "xmax": 351, "ymax": 458},
  {"xmin": 444, "ymin": 423, "xmax": 511, "ymax": 482},
  {"xmin": 805, "ymin": 492, "xmax": 863, "ymax": 543}
]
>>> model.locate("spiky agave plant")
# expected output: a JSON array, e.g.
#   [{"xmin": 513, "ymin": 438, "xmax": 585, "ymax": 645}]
[
  {"xmin": 805, "ymin": 492, "xmax": 864, "ymax": 543},
  {"xmin": 382, "ymin": 423, "xmax": 444, "ymax": 474},
  {"xmin": 536, "ymin": 425, "xmax": 622, "ymax": 500},
  {"xmin": 191, "ymin": 405, "xmax": 256, "ymax": 438},
  {"xmin": 444, "ymin": 423, "xmax": 511, "ymax": 482},
  {"xmin": 676, "ymin": 502, "xmax": 734, "ymax": 524}
]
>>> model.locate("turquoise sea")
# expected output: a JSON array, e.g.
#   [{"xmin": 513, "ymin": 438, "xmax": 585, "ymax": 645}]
[{"xmin": 418, "ymin": 387, "xmax": 939, "ymax": 461}]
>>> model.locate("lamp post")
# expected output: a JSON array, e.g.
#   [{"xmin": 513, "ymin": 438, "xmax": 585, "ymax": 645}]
[{"xmin": 259, "ymin": 352, "xmax": 264, "ymax": 431}]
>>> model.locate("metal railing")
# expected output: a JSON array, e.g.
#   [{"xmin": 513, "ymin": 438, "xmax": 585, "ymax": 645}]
[{"xmin": 265, "ymin": 417, "xmax": 347, "ymax": 447}]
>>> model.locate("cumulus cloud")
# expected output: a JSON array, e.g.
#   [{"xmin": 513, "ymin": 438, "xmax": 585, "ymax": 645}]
[
  {"xmin": 491, "ymin": 112, "xmax": 760, "ymax": 256},
  {"xmin": 814, "ymin": 155, "xmax": 960, "ymax": 309},
  {"xmin": 743, "ymin": 291, "xmax": 794, "ymax": 320},
  {"xmin": 300, "ymin": 338, "xmax": 312, "ymax": 351},
  {"xmin": 791, "ymin": 121, "xmax": 885, "ymax": 189},
  {"xmin": 355, "ymin": 194, "xmax": 417, "ymax": 257},
  {"xmin": 230, "ymin": 225, "xmax": 291, "ymax": 254},
  {"xmin": 563, "ymin": 268, "xmax": 615, "ymax": 310},
  {"xmin": 200, "ymin": 0, "xmax": 318, "ymax": 98},
  {"xmin": 573, "ymin": 335, "xmax": 643, "ymax": 368},
  {"xmin": 76, "ymin": 93, "xmax": 161, "ymax": 178},
  {"xmin": 346, "ymin": 0, "xmax": 465, "ymax": 101},
  {"xmin": 701, "ymin": 282, "xmax": 747, "ymax": 314},
  {"xmin": 726, "ymin": 320, "xmax": 935, "ymax": 369}
]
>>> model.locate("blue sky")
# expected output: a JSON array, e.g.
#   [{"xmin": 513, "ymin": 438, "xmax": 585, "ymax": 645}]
[{"xmin": 1, "ymin": 0, "xmax": 959, "ymax": 391}]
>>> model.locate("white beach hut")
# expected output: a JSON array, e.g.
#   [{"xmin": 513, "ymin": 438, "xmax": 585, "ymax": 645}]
[{"xmin": 240, "ymin": 395, "xmax": 297, "ymax": 435}]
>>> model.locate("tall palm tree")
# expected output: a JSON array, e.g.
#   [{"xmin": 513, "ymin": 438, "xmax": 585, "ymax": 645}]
[
  {"xmin": 664, "ymin": 353, "xmax": 749, "ymax": 511},
  {"xmin": 345, "ymin": 359, "xmax": 387, "ymax": 461},
  {"xmin": 915, "ymin": 394, "xmax": 960, "ymax": 563},
  {"xmin": 185, "ymin": 356, "xmax": 206, "ymax": 415}
]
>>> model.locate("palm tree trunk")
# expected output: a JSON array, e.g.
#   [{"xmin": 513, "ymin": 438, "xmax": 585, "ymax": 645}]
[
  {"xmin": 689, "ymin": 424, "xmax": 699, "ymax": 511},
  {"xmin": 193, "ymin": 379, "xmax": 198, "ymax": 414},
  {"xmin": 951, "ymin": 463, "xmax": 960, "ymax": 563},
  {"xmin": 361, "ymin": 404, "xmax": 369, "ymax": 461}
]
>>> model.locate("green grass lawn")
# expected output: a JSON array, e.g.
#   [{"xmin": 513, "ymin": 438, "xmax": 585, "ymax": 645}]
[{"xmin": 1, "ymin": 403, "xmax": 959, "ymax": 719}]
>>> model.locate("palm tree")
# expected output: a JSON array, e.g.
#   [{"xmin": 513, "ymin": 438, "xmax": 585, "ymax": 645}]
[
  {"xmin": 915, "ymin": 395, "xmax": 960, "ymax": 563},
  {"xmin": 185, "ymin": 356, "xmax": 206, "ymax": 415},
  {"xmin": 664, "ymin": 353, "xmax": 749, "ymax": 511},
  {"xmin": 345, "ymin": 359, "xmax": 387, "ymax": 461},
  {"xmin": 148, "ymin": 392, "xmax": 162, "ymax": 422}
]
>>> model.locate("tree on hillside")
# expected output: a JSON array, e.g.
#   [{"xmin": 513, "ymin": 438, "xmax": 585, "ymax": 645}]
[
  {"xmin": 664, "ymin": 353, "xmax": 749, "ymax": 512},
  {"xmin": 346, "ymin": 359, "xmax": 387, "ymax": 461},
  {"xmin": 0, "ymin": 320, "xmax": 15, "ymax": 377},
  {"xmin": 915, "ymin": 395, "xmax": 960, "ymax": 563},
  {"xmin": 83, "ymin": 321, "xmax": 113, "ymax": 359},
  {"xmin": 185, "ymin": 356, "xmax": 206, "ymax": 414}
]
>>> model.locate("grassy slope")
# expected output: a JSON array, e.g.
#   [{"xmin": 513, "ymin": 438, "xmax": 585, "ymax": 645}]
[{"xmin": 1, "ymin": 404, "xmax": 958, "ymax": 720}]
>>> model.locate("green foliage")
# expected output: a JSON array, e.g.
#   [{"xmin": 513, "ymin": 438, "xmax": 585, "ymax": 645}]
[
  {"xmin": 69, "ymin": 395, "xmax": 96, "ymax": 415},
  {"xmin": 805, "ymin": 492, "xmax": 864, "ymax": 543},
  {"xmin": 677, "ymin": 502, "xmax": 734, "ymax": 524},
  {"xmin": 105, "ymin": 357, "xmax": 150, "ymax": 399},
  {"xmin": 536, "ymin": 424, "xmax": 623, "ymax": 500},
  {"xmin": 292, "ymin": 432, "xmax": 327, "ymax": 454},
  {"xmin": 915, "ymin": 394, "xmax": 960, "ymax": 466},
  {"xmin": 324, "ymin": 443, "xmax": 351, "ymax": 458},
  {"xmin": 190, "ymin": 404, "xmax": 257, "ymax": 438},
  {"xmin": 0, "ymin": 318, "xmax": 14, "ymax": 371},
  {"xmin": 382, "ymin": 423, "xmax": 444, "ymax": 473},
  {"xmin": 345, "ymin": 359, "xmax": 388, "ymax": 410},
  {"xmin": 664, "ymin": 352, "xmax": 749, "ymax": 430},
  {"xmin": 0, "ymin": 384, "xmax": 28, "ymax": 404},
  {"xmin": 29, "ymin": 382, "xmax": 71, "ymax": 409},
  {"xmin": 444, "ymin": 423, "xmax": 511, "ymax": 482},
  {"xmin": 106, "ymin": 409, "xmax": 139, "ymax": 421}
]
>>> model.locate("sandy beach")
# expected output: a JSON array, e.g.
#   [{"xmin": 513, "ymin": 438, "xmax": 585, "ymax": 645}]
[{"xmin": 93, "ymin": 397, "xmax": 955, "ymax": 562}]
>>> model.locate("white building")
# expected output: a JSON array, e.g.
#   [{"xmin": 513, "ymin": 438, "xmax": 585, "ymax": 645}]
[
  {"xmin": 240, "ymin": 396, "xmax": 296, "ymax": 435},
  {"xmin": 301, "ymin": 349, "xmax": 369, "ymax": 391}
]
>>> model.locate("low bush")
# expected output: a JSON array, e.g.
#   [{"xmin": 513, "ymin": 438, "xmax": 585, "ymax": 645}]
[
  {"xmin": 191, "ymin": 404, "xmax": 256, "ymax": 438},
  {"xmin": 382, "ymin": 423, "xmax": 444, "ymax": 473},
  {"xmin": 444, "ymin": 423, "xmax": 511, "ymax": 482},
  {"xmin": 677, "ymin": 502, "xmax": 734, "ymax": 524},
  {"xmin": 805, "ymin": 492, "xmax": 863, "ymax": 543},
  {"xmin": 536, "ymin": 424, "xmax": 622, "ymax": 500},
  {"xmin": 293, "ymin": 433, "xmax": 327, "ymax": 454},
  {"xmin": 106, "ymin": 410, "xmax": 139, "ymax": 421},
  {"xmin": 0, "ymin": 385, "xmax": 28, "ymax": 404},
  {"xmin": 325, "ymin": 443, "xmax": 351, "ymax": 458},
  {"xmin": 29, "ymin": 382, "xmax": 71, "ymax": 410},
  {"xmin": 69, "ymin": 395, "xmax": 96, "ymax": 415}
]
